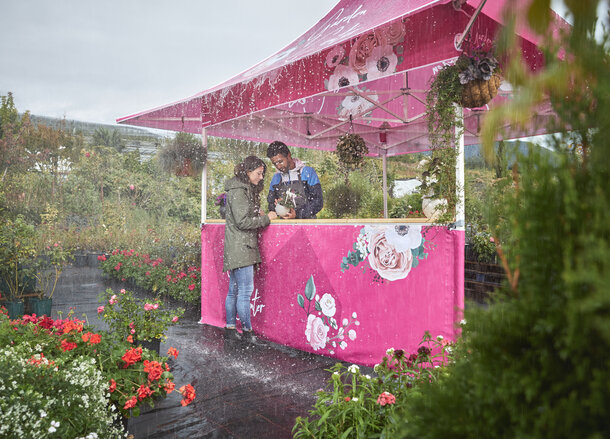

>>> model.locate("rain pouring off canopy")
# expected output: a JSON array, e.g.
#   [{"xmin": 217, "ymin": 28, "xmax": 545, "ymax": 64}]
[{"xmin": 117, "ymin": 0, "xmax": 568, "ymax": 156}]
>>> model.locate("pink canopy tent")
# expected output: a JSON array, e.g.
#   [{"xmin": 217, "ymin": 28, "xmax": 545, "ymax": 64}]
[
  {"xmin": 116, "ymin": 0, "xmax": 568, "ymax": 366},
  {"xmin": 117, "ymin": 0, "xmax": 565, "ymax": 157}
]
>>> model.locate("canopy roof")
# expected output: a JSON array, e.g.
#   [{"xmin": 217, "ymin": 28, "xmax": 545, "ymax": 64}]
[{"xmin": 117, "ymin": 0, "xmax": 567, "ymax": 156}]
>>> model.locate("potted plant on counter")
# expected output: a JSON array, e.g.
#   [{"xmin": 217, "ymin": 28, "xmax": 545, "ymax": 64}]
[{"xmin": 98, "ymin": 288, "xmax": 184, "ymax": 354}]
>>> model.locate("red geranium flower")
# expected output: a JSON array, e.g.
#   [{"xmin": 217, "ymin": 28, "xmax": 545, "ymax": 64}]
[
  {"xmin": 164, "ymin": 379, "xmax": 176, "ymax": 394},
  {"xmin": 109, "ymin": 379, "xmax": 117, "ymax": 393},
  {"xmin": 178, "ymin": 384, "xmax": 196, "ymax": 406},
  {"xmin": 60, "ymin": 339, "xmax": 78, "ymax": 352},
  {"xmin": 124, "ymin": 396, "xmax": 137, "ymax": 409},
  {"xmin": 122, "ymin": 346, "xmax": 143, "ymax": 368},
  {"xmin": 167, "ymin": 347, "xmax": 179, "ymax": 359},
  {"xmin": 137, "ymin": 385, "xmax": 153, "ymax": 401},
  {"xmin": 143, "ymin": 360, "xmax": 164, "ymax": 381}
]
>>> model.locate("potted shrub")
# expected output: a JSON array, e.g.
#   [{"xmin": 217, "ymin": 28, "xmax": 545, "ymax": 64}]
[
  {"xmin": 98, "ymin": 288, "xmax": 184, "ymax": 353},
  {"xmin": 0, "ymin": 215, "xmax": 37, "ymax": 318},
  {"xmin": 275, "ymin": 188, "xmax": 299, "ymax": 217},
  {"xmin": 32, "ymin": 241, "xmax": 73, "ymax": 316}
]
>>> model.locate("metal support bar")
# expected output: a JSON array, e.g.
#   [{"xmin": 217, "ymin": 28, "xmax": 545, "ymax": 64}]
[
  {"xmin": 454, "ymin": 0, "xmax": 487, "ymax": 51},
  {"xmin": 455, "ymin": 105, "xmax": 465, "ymax": 230},
  {"xmin": 382, "ymin": 153, "xmax": 388, "ymax": 218},
  {"xmin": 201, "ymin": 127, "xmax": 208, "ymax": 225}
]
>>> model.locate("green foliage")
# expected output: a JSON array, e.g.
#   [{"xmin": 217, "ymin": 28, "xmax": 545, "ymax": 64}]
[
  {"xmin": 389, "ymin": 193, "xmax": 424, "ymax": 219},
  {"xmin": 293, "ymin": 332, "xmax": 456, "ymax": 439},
  {"xmin": 158, "ymin": 132, "xmax": 206, "ymax": 177},
  {"xmin": 325, "ymin": 183, "xmax": 362, "ymax": 218},
  {"xmin": 98, "ymin": 287, "xmax": 184, "ymax": 342},
  {"xmin": 92, "ymin": 127, "xmax": 124, "ymax": 151},
  {"xmin": 0, "ymin": 215, "xmax": 37, "ymax": 300},
  {"xmin": 397, "ymin": 3, "xmax": 610, "ymax": 439}
]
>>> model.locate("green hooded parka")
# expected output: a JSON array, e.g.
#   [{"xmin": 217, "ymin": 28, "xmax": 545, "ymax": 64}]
[{"xmin": 223, "ymin": 176, "xmax": 270, "ymax": 272}]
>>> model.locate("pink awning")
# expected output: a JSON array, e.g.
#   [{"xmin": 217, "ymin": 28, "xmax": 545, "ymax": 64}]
[{"xmin": 117, "ymin": 0, "xmax": 568, "ymax": 156}]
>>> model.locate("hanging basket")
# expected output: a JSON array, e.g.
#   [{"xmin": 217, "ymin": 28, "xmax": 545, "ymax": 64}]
[
  {"xmin": 336, "ymin": 133, "xmax": 368, "ymax": 169},
  {"xmin": 460, "ymin": 73, "xmax": 502, "ymax": 108}
]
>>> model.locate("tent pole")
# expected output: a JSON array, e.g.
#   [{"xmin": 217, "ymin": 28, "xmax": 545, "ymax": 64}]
[
  {"xmin": 455, "ymin": 105, "xmax": 465, "ymax": 230},
  {"xmin": 382, "ymin": 153, "xmax": 388, "ymax": 219},
  {"xmin": 201, "ymin": 127, "xmax": 208, "ymax": 225}
]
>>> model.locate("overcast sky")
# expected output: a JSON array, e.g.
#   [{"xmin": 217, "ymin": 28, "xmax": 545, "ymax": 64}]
[{"xmin": 0, "ymin": 0, "xmax": 338, "ymax": 125}]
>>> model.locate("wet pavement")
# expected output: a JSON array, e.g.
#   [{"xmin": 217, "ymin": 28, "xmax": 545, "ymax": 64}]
[{"xmin": 50, "ymin": 266, "xmax": 339, "ymax": 438}]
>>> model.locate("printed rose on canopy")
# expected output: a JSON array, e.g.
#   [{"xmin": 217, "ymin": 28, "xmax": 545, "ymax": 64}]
[
  {"xmin": 327, "ymin": 64, "xmax": 359, "ymax": 90},
  {"xmin": 365, "ymin": 45, "xmax": 399, "ymax": 81}
]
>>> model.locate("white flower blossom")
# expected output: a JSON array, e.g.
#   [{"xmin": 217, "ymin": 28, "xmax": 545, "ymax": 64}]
[
  {"xmin": 437, "ymin": 335, "xmax": 444, "ymax": 341},
  {"xmin": 460, "ymin": 319, "xmax": 467, "ymax": 326},
  {"xmin": 348, "ymin": 329, "xmax": 357, "ymax": 341},
  {"xmin": 347, "ymin": 364, "xmax": 360, "ymax": 374},
  {"xmin": 340, "ymin": 341, "xmax": 347, "ymax": 350},
  {"xmin": 386, "ymin": 347, "xmax": 395, "ymax": 356}
]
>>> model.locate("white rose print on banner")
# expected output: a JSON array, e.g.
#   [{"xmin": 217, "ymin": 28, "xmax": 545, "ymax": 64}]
[
  {"xmin": 341, "ymin": 225, "xmax": 435, "ymax": 283},
  {"xmin": 297, "ymin": 275, "xmax": 359, "ymax": 354}
]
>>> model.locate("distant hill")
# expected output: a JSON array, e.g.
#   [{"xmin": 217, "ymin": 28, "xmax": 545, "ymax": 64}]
[{"xmin": 23, "ymin": 114, "xmax": 169, "ymax": 159}]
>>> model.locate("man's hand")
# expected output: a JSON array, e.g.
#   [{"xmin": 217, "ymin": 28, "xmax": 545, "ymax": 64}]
[
  {"xmin": 268, "ymin": 211, "xmax": 278, "ymax": 220},
  {"xmin": 282, "ymin": 208, "xmax": 296, "ymax": 219}
]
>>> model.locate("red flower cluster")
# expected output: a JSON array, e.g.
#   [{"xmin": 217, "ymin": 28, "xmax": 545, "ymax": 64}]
[
  {"xmin": 121, "ymin": 346, "xmax": 143, "ymax": 368},
  {"xmin": 27, "ymin": 352, "xmax": 55, "ymax": 368},
  {"xmin": 137, "ymin": 384, "xmax": 153, "ymax": 401},
  {"xmin": 143, "ymin": 360, "xmax": 164, "ymax": 381},
  {"xmin": 109, "ymin": 378, "xmax": 117, "ymax": 393},
  {"xmin": 167, "ymin": 347, "xmax": 179, "ymax": 359},
  {"xmin": 60, "ymin": 339, "xmax": 78, "ymax": 352},
  {"xmin": 81, "ymin": 332, "xmax": 102, "ymax": 345},
  {"xmin": 178, "ymin": 384, "xmax": 196, "ymax": 406},
  {"xmin": 97, "ymin": 254, "xmax": 107, "ymax": 261},
  {"xmin": 164, "ymin": 379, "xmax": 176, "ymax": 394},
  {"xmin": 376, "ymin": 391, "xmax": 396, "ymax": 406},
  {"xmin": 124, "ymin": 396, "xmax": 137, "ymax": 409}
]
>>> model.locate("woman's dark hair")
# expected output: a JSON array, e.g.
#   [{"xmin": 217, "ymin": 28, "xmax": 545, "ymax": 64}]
[{"xmin": 234, "ymin": 155, "xmax": 267, "ymax": 194}]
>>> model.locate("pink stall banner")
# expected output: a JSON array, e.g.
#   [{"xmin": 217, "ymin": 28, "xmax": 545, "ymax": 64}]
[{"xmin": 201, "ymin": 223, "xmax": 464, "ymax": 367}]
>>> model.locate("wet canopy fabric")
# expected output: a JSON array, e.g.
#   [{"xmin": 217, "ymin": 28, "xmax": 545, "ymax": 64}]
[{"xmin": 117, "ymin": 0, "xmax": 565, "ymax": 156}]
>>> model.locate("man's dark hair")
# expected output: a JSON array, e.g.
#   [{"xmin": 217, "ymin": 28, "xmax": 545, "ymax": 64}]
[{"xmin": 267, "ymin": 141, "xmax": 291, "ymax": 159}]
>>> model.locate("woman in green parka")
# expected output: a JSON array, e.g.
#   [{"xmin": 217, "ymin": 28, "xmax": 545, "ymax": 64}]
[{"xmin": 223, "ymin": 156, "xmax": 277, "ymax": 342}]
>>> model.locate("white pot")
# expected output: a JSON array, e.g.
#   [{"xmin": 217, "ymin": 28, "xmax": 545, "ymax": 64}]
[
  {"xmin": 275, "ymin": 204, "xmax": 290, "ymax": 217},
  {"xmin": 422, "ymin": 197, "xmax": 448, "ymax": 220}
]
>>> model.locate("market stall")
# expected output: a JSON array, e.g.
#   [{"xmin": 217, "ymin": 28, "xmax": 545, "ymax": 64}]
[{"xmin": 118, "ymin": 0, "xmax": 566, "ymax": 366}]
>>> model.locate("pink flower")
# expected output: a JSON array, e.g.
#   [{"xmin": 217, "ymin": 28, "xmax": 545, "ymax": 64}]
[
  {"xmin": 305, "ymin": 314, "xmax": 328, "ymax": 351},
  {"xmin": 365, "ymin": 45, "xmax": 398, "ymax": 80},
  {"xmin": 153, "ymin": 304, "xmax": 159, "ymax": 310},
  {"xmin": 377, "ymin": 391, "xmax": 396, "ymax": 406},
  {"xmin": 325, "ymin": 45, "xmax": 345, "ymax": 68},
  {"xmin": 120, "ymin": 289, "xmax": 126, "ymax": 294},
  {"xmin": 97, "ymin": 306, "xmax": 105, "ymax": 314},
  {"xmin": 172, "ymin": 316, "xmax": 179, "ymax": 323},
  {"xmin": 145, "ymin": 271, "xmax": 150, "ymax": 276},
  {"xmin": 109, "ymin": 295, "xmax": 118, "ymax": 305},
  {"xmin": 367, "ymin": 228, "xmax": 413, "ymax": 281},
  {"xmin": 327, "ymin": 64, "xmax": 359, "ymax": 91},
  {"xmin": 130, "ymin": 329, "xmax": 136, "ymax": 334},
  {"xmin": 129, "ymin": 184, "xmax": 135, "ymax": 191},
  {"xmin": 85, "ymin": 152, "xmax": 90, "ymax": 158},
  {"xmin": 53, "ymin": 242, "xmax": 59, "ymax": 247},
  {"xmin": 144, "ymin": 303, "xmax": 154, "ymax": 311},
  {"xmin": 188, "ymin": 284, "xmax": 196, "ymax": 291}
]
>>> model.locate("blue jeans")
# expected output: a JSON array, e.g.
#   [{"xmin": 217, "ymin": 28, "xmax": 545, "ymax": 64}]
[{"xmin": 225, "ymin": 265, "xmax": 254, "ymax": 331}]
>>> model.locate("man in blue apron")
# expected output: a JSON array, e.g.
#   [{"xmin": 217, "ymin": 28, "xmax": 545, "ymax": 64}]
[{"xmin": 266, "ymin": 141, "xmax": 323, "ymax": 219}]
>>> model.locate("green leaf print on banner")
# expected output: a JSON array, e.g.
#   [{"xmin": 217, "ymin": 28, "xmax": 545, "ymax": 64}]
[{"xmin": 305, "ymin": 275, "xmax": 316, "ymax": 300}]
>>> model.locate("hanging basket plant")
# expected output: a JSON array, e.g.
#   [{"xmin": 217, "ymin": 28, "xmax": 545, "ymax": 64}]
[{"xmin": 335, "ymin": 133, "xmax": 368, "ymax": 170}]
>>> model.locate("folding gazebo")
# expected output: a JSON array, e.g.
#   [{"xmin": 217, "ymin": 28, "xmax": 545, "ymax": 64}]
[{"xmin": 118, "ymin": 0, "xmax": 565, "ymax": 366}]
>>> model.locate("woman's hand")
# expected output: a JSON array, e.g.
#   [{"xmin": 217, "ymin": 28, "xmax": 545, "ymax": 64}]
[{"xmin": 267, "ymin": 211, "xmax": 278, "ymax": 220}]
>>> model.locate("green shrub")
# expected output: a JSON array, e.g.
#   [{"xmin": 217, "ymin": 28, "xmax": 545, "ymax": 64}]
[{"xmin": 325, "ymin": 183, "xmax": 362, "ymax": 218}]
